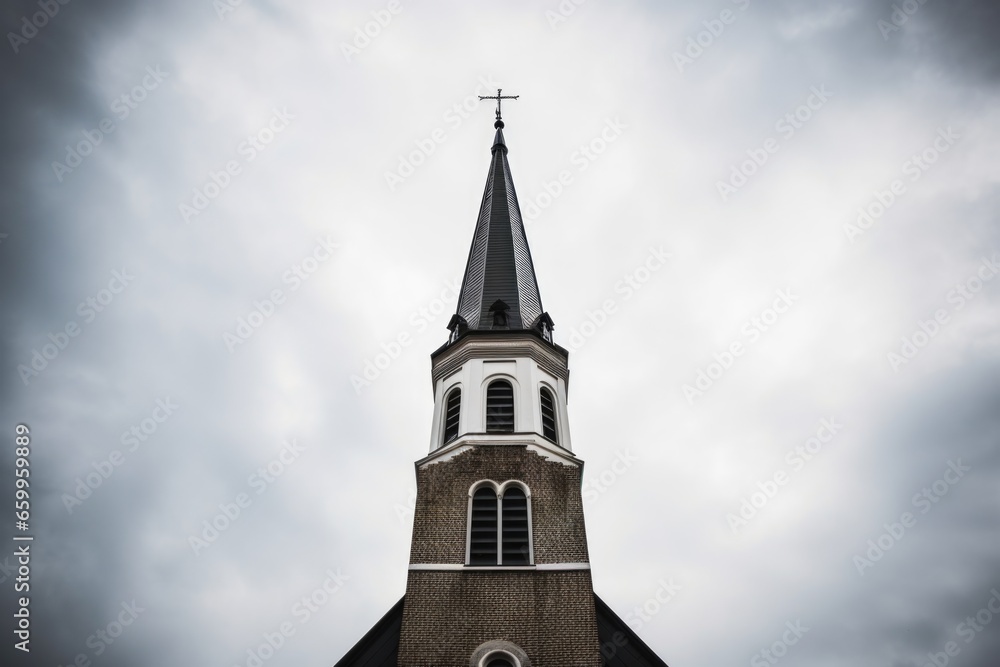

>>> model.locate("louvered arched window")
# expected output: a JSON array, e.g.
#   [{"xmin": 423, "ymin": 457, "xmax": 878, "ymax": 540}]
[
  {"xmin": 539, "ymin": 387, "xmax": 557, "ymax": 443},
  {"xmin": 467, "ymin": 483, "xmax": 532, "ymax": 566},
  {"xmin": 501, "ymin": 487, "xmax": 530, "ymax": 565},
  {"xmin": 469, "ymin": 487, "xmax": 498, "ymax": 565},
  {"xmin": 486, "ymin": 380, "xmax": 514, "ymax": 433},
  {"xmin": 442, "ymin": 388, "xmax": 461, "ymax": 444}
]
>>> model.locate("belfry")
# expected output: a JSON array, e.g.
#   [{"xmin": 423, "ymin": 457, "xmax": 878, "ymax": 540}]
[{"xmin": 334, "ymin": 93, "xmax": 669, "ymax": 667}]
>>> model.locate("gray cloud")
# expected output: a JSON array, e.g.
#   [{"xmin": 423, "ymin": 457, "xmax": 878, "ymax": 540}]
[{"xmin": 1, "ymin": 1, "xmax": 999, "ymax": 666}]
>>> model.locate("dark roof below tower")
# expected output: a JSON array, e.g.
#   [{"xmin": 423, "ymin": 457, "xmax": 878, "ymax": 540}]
[
  {"xmin": 331, "ymin": 597, "xmax": 402, "ymax": 667},
  {"xmin": 451, "ymin": 123, "xmax": 547, "ymax": 335},
  {"xmin": 595, "ymin": 594, "xmax": 671, "ymax": 667},
  {"xmin": 332, "ymin": 594, "xmax": 670, "ymax": 667}
]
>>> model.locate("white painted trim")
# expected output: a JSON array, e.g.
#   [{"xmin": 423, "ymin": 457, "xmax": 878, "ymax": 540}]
[
  {"xmin": 471, "ymin": 641, "xmax": 532, "ymax": 667},
  {"xmin": 496, "ymin": 479, "xmax": 531, "ymax": 498},
  {"xmin": 432, "ymin": 333, "xmax": 569, "ymax": 386},
  {"xmin": 534, "ymin": 562, "xmax": 590, "ymax": 571},
  {"xmin": 524, "ymin": 443, "xmax": 577, "ymax": 468},
  {"xmin": 408, "ymin": 563, "xmax": 590, "ymax": 571},
  {"xmin": 479, "ymin": 649, "xmax": 521, "ymax": 667},
  {"xmin": 417, "ymin": 434, "xmax": 580, "ymax": 469}
]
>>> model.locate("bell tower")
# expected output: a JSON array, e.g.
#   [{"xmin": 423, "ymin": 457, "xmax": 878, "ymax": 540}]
[
  {"xmin": 396, "ymin": 103, "xmax": 599, "ymax": 666},
  {"xmin": 333, "ymin": 96, "xmax": 669, "ymax": 667}
]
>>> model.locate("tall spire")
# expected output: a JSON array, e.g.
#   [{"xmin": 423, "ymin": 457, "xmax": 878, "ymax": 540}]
[{"xmin": 448, "ymin": 97, "xmax": 553, "ymax": 342}]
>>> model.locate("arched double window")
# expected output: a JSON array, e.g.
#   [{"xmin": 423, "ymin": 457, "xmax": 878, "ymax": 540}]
[
  {"xmin": 442, "ymin": 388, "xmax": 461, "ymax": 444},
  {"xmin": 485, "ymin": 380, "xmax": 515, "ymax": 433},
  {"xmin": 539, "ymin": 387, "xmax": 557, "ymax": 443},
  {"xmin": 467, "ymin": 483, "xmax": 531, "ymax": 566}
]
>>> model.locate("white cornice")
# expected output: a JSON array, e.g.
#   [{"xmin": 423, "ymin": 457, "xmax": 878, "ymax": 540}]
[
  {"xmin": 431, "ymin": 335, "xmax": 569, "ymax": 389},
  {"xmin": 416, "ymin": 434, "xmax": 581, "ymax": 469}
]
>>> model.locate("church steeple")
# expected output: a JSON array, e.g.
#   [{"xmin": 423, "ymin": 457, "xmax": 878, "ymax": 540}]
[
  {"xmin": 333, "ymin": 93, "xmax": 671, "ymax": 667},
  {"xmin": 448, "ymin": 98, "xmax": 553, "ymax": 342}
]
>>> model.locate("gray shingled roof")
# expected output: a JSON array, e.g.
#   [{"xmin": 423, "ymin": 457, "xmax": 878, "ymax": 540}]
[{"xmin": 453, "ymin": 123, "xmax": 545, "ymax": 332}]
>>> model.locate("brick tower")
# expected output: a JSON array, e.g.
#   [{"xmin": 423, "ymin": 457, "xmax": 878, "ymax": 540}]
[{"xmin": 334, "ymin": 98, "xmax": 669, "ymax": 667}]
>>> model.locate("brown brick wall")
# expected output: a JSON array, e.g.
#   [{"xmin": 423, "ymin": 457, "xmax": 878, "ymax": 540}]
[
  {"xmin": 408, "ymin": 445, "xmax": 590, "ymax": 565},
  {"xmin": 397, "ymin": 570, "xmax": 601, "ymax": 666}
]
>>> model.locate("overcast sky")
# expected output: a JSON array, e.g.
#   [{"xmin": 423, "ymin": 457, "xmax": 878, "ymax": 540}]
[{"xmin": 1, "ymin": 1, "xmax": 999, "ymax": 666}]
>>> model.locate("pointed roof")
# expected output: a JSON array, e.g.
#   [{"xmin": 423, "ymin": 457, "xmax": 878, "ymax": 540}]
[
  {"xmin": 595, "ymin": 594, "xmax": 671, "ymax": 666},
  {"xmin": 332, "ymin": 597, "xmax": 403, "ymax": 667},
  {"xmin": 450, "ymin": 118, "xmax": 549, "ymax": 337},
  {"xmin": 332, "ymin": 594, "xmax": 670, "ymax": 666}
]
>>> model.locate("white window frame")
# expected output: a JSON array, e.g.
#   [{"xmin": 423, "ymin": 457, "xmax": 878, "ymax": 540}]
[
  {"xmin": 465, "ymin": 480, "xmax": 533, "ymax": 566},
  {"xmin": 481, "ymin": 374, "xmax": 521, "ymax": 433},
  {"xmin": 441, "ymin": 384, "xmax": 463, "ymax": 446},
  {"xmin": 479, "ymin": 650, "xmax": 521, "ymax": 667},
  {"xmin": 538, "ymin": 383, "xmax": 558, "ymax": 444}
]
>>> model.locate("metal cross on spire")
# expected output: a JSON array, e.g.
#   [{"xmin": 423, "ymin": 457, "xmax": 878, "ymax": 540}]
[{"xmin": 478, "ymin": 88, "xmax": 519, "ymax": 123}]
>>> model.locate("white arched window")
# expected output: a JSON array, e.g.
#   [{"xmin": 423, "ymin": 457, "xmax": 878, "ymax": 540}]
[
  {"xmin": 539, "ymin": 386, "xmax": 557, "ymax": 443},
  {"xmin": 467, "ymin": 482, "xmax": 532, "ymax": 566},
  {"xmin": 442, "ymin": 387, "xmax": 461, "ymax": 444},
  {"xmin": 485, "ymin": 379, "xmax": 515, "ymax": 433}
]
